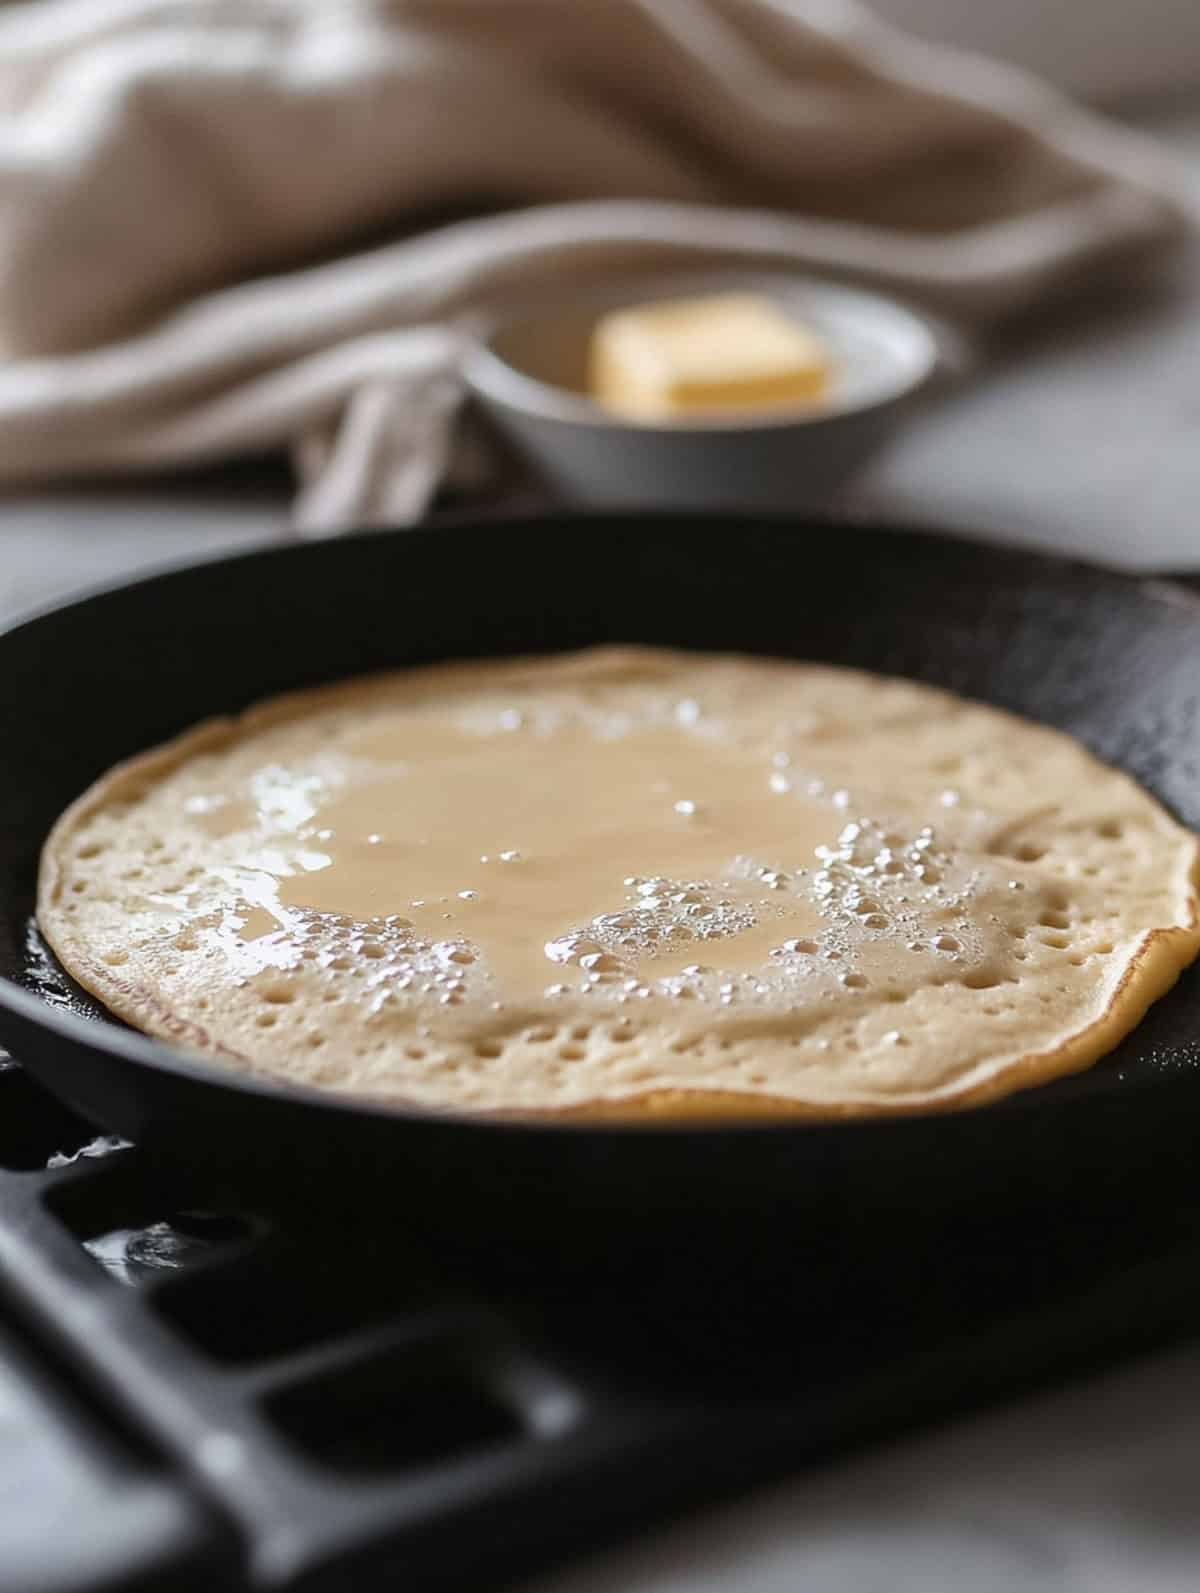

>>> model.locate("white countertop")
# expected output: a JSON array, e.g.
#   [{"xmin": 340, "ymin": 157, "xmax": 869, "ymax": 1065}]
[{"xmin": 535, "ymin": 1344, "xmax": 1200, "ymax": 1593}]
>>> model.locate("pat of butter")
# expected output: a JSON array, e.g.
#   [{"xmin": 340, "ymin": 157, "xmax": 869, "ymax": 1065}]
[{"xmin": 588, "ymin": 292, "xmax": 830, "ymax": 421}]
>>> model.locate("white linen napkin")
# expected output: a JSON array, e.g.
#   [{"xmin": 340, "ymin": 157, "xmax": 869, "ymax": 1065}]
[{"xmin": 0, "ymin": 0, "xmax": 1189, "ymax": 532}]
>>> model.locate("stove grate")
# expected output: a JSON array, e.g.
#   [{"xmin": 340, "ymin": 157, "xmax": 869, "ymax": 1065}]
[{"xmin": 3, "ymin": 1056, "xmax": 1200, "ymax": 1592}]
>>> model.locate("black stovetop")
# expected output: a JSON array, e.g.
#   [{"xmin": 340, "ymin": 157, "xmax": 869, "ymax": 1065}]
[{"xmin": 3, "ymin": 1052, "xmax": 1200, "ymax": 1593}]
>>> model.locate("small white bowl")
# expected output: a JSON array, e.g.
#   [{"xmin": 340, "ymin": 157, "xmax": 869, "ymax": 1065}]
[{"xmin": 465, "ymin": 272, "xmax": 941, "ymax": 511}]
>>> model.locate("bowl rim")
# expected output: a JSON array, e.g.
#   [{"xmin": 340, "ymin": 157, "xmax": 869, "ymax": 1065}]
[{"xmin": 463, "ymin": 271, "xmax": 943, "ymax": 436}]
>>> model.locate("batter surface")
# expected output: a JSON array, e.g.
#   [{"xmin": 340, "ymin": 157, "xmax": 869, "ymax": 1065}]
[{"xmin": 38, "ymin": 648, "xmax": 1200, "ymax": 1116}]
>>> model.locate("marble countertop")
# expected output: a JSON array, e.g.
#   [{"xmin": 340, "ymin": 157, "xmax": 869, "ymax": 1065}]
[
  {"xmin": 536, "ymin": 1345, "xmax": 1200, "ymax": 1593},
  {"xmin": 1, "ymin": 99, "xmax": 1198, "ymax": 1593}
]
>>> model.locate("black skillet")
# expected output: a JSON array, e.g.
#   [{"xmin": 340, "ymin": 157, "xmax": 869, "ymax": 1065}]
[{"xmin": 1, "ymin": 513, "xmax": 1199, "ymax": 1255}]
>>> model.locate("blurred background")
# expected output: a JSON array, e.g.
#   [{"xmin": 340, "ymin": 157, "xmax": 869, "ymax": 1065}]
[
  {"xmin": 877, "ymin": 0, "xmax": 1200, "ymax": 100},
  {"xmin": 1, "ymin": 0, "xmax": 1199, "ymax": 590}
]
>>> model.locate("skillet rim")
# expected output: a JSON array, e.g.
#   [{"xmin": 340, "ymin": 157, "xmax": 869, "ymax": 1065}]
[{"xmin": 2, "ymin": 508, "xmax": 1197, "ymax": 1141}]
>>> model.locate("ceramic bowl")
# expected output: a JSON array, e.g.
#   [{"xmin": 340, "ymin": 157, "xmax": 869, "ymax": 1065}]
[{"xmin": 464, "ymin": 272, "xmax": 941, "ymax": 511}]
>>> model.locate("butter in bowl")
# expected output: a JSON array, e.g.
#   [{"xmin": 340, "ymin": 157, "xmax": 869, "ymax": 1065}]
[{"xmin": 465, "ymin": 274, "xmax": 940, "ymax": 511}]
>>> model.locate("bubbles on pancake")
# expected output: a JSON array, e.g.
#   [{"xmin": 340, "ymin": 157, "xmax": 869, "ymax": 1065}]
[
  {"xmin": 775, "ymin": 938, "xmax": 817, "ymax": 956},
  {"xmin": 40, "ymin": 648, "xmax": 1200, "ymax": 1115},
  {"xmin": 197, "ymin": 801, "xmax": 1031, "ymax": 1048},
  {"xmin": 546, "ymin": 875, "xmax": 763, "ymax": 986}
]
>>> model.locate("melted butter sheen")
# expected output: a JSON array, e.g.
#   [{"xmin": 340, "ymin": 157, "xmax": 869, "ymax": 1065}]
[
  {"xmin": 236, "ymin": 719, "xmax": 834, "ymax": 996},
  {"xmin": 175, "ymin": 667, "xmax": 1096, "ymax": 1041}
]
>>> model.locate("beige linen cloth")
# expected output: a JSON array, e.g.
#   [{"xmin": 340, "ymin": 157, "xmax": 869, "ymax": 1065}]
[{"xmin": 0, "ymin": 0, "xmax": 1189, "ymax": 533}]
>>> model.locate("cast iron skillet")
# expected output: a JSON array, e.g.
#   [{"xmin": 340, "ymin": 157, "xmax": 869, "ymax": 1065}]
[{"xmin": 1, "ymin": 513, "xmax": 1199, "ymax": 1245}]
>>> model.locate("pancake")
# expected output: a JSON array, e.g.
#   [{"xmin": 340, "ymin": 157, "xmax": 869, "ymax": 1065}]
[{"xmin": 38, "ymin": 647, "xmax": 1200, "ymax": 1118}]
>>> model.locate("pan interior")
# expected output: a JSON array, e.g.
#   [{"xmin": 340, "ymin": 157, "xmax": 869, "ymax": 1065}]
[{"xmin": 5, "ymin": 515, "xmax": 1200, "ymax": 1122}]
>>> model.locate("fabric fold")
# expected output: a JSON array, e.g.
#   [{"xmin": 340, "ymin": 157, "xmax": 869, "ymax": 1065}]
[{"xmin": 0, "ymin": 0, "xmax": 1189, "ymax": 530}]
